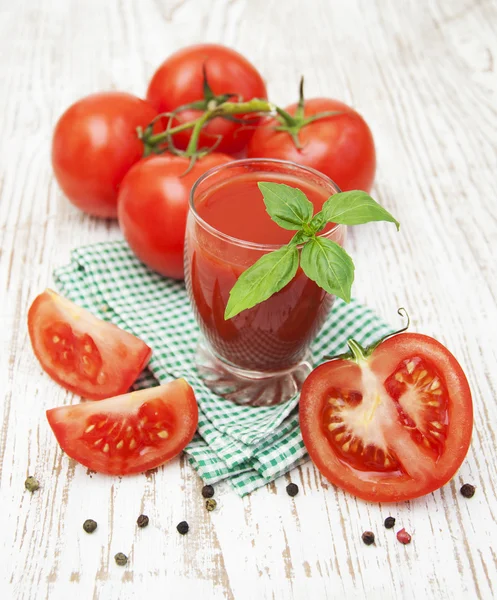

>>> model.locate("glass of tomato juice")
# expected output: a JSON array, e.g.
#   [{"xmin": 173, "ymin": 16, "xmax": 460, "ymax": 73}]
[{"xmin": 185, "ymin": 159, "xmax": 345, "ymax": 406}]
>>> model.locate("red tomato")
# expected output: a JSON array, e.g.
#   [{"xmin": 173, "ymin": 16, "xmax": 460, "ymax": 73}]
[
  {"xmin": 52, "ymin": 92, "xmax": 158, "ymax": 218},
  {"xmin": 247, "ymin": 98, "xmax": 376, "ymax": 192},
  {"xmin": 46, "ymin": 380, "xmax": 198, "ymax": 475},
  {"xmin": 300, "ymin": 332, "xmax": 473, "ymax": 502},
  {"xmin": 117, "ymin": 153, "xmax": 232, "ymax": 280},
  {"xmin": 28, "ymin": 290, "xmax": 151, "ymax": 400},
  {"xmin": 146, "ymin": 44, "xmax": 267, "ymax": 155}
]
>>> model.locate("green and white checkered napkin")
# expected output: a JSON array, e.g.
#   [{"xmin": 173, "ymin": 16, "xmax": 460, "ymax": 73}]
[{"xmin": 54, "ymin": 240, "xmax": 394, "ymax": 496}]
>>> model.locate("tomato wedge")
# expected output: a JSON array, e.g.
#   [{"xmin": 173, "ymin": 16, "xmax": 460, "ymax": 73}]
[
  {"xmin": 46, "ymin": 380, "xmax": 198, "ymax": 475},
  {"xmin": 300, "ymin": 328, "xmax": 473, "ymax": 502},
  {"xmin": 28, "ymin": 289, "xmax": 151, "ymax": 400}
]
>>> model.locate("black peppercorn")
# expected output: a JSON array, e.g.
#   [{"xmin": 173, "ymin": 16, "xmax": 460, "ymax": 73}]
[
  {"xmin": 206, "ymin": 499, "xmax": 217, "ymax": 512},
  {"xmin": 114, "ymin": 552, "xmax": 128, "ymax": 566},
  {"xmin": 460, "ymin": 483, "xmax": 475, "ymax": 499},
  {"xmin": 177, "ymin": 521, "xmax": 189, "ymax": 535},
  {"xmin": 83, "ymin": 519, "xmax": 97, "ymax": 534},
  {"xmin": 384, "ymin": 516, "xmax": 396, "ymax": 529},
  {"xmin": 137, "ymin": 514, "xmax": 149, "ymax": 528},
  {"xmin": 202, "ymin": 484, "xmax": 215, "ymax": 499},
  {"xmin": 25, "ymin": 476, "xmax": 40, "ymax": 492},
  {"xmin": 286, "ymin": 483, "xmax": 299, "ymax": 497},
  {"xmin": 362, "ymin": 531, "xmax": 375, "ymax": 546}
]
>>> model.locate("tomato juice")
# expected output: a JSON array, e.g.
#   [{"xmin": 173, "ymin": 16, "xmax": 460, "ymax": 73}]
[{"xmin": 185, "ymin": 160, "xmax": 345, "ymax": 375}]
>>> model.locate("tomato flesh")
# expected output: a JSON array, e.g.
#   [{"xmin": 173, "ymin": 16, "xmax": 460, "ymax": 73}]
[
  {"xmin": 46, "ymin": 380, "xmax": 198, "ymax": 475},
  {"xmin": 300, "ymin": 333, "xmax": 473, "ymax": 502},
  {"xmin": 28, "ymin": 290, "xmax": 152, "ymax": 400}
]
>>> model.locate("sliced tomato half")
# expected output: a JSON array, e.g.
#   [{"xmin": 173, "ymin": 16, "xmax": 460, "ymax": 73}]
[
  {"xmin": 300, "ymin": 329, "xmax": 473, "ymax": 502},
  {"xmin": 46, "ymin": 380, "xmax": 198, "ymax": 475},
  {"xmin": 28, "ymin": 289, "xmax": 151, "ymax": 400}
]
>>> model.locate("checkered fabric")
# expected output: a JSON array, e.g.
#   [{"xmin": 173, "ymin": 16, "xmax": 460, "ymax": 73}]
[{"xmin": 54, "ymin": 240, "xmax": 394, "ymax": 496}]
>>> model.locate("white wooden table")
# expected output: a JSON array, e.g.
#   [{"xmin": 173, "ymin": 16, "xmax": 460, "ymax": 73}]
[{"xmin": 1, "ymin": 0, "xmax": 497, "ymax": 598}]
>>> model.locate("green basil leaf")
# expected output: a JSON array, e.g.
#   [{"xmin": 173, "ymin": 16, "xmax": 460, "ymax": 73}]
[
  {"xmin": 290, "ymin": 230, "xmax": 311, "ymax": 245},
  {"xmin": 322, "ymin": 191, "xmax": 400, "ymax": 231},
  {"xmin": 224, "ymin": 244, "xmax": 299, "ymax": 319},
  {"xmin": 309, "ymin": 211, "xmax": 326, "ymax": 233},
  {"xmin": 300, "ymin": 237, "xmax": 354, "ymax": 303},
  {"xmin": 258, "ymin": 182, "xmax": 314, "ymax": 230}
]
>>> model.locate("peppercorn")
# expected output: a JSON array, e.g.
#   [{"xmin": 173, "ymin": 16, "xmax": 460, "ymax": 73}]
[
  {"xmin": 384, "ymin": 516, "xmax": 396, "ymax": 529},
  {"xmin": 460, "ymin": 483, "xmax": 475, "ymax": 499},
  {"xmin": 83, "ymin": 519, "xmax": 97, "ymax": 534},
  {"xmin": 202, "ymin": 484, "xmax": 215, "ymax": 499},
  {"xmin": 114, "ymin": 552, "xmax": 128, "ymax": 566},
  {"xmin": 286, "ymin": 483, "xmax": 299, "ymax": 497},
  {"xmin": 25, "ymin": 476, "xmax": 40, "ymax": 493},
  {"xmin": 177, "ymin": 521, "xmax": 189, "ymax": 535},
  {"xmin": 136, "ymin": 514, "xmax": 149, "ymax": 528},
  {"xmin": 396, "ymin": 528, "xmax": 412, "ymax": 545},
  {"xmin": 362, "ymin": 531, "xmax": 375, "ymax": 546},
  {"xmin": 206, "ymin": 499, "xmax": 217, "ymax": 512}
]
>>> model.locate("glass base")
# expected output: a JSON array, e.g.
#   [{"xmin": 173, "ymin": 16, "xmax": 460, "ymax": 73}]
[{"xmin": 195, "ymin": 340, "xmax": 312, "ymax": 406}]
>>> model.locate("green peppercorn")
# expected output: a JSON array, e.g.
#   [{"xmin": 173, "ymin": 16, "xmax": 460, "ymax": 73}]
[
  {"xmin": 202, "ymin": 484, "xmax": 215, "ymax": 499},
  {"xmin": 25, "ymin": 476, "xmax": 40, "ymax": 493},
  {"xmin": 206, "ymin": 498, "xmax": 217, "ymax": 512},
  {"xmin": 362, "ymin": 531, "xmax": 375, "ymax": 546},
  {"xmin": 177, "ymin": 521, "xmax": 189, "ymax": 535},
  {"xmin": 83, "ymin": 519, "xmax": 97, "ymax": 534},
  {"xmin": 460, "ymin": 483, "xmax": 475, "ymax": 498},
  {"xmin": 114, "ymin": 552, "xmax": 128, "ymax": 566},
  {"xmin": 286, "ymin": 483, "xmax": 299, "ymax": 497},
  {"xmin": 384, "ymin": 516, "xmax": 396, "ymax": 529},
  {"xmin": 136, "ymin": 514, "xmax": 149, "ymax": 528}
]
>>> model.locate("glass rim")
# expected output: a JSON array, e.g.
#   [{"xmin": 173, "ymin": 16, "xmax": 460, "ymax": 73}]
[{"xmin": 189, "ymin": 158, "xmax": 343, "ymax": 251}]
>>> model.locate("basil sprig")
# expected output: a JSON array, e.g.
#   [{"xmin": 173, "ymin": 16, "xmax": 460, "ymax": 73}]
[{"xmin": 224, "ymin": 182, "xmax": 399, "ymax": 320}]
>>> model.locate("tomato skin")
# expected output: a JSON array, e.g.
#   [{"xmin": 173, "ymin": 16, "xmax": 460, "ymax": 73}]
[
  {"xmin": 52, "ymin": 92, "xmax": 158, "ymax": 218},
  {"xmin": 146, "ymin": 44, "xmax": 267, "ymax": 155},
  {"xmin": 300, "ymin": 333, "xmax": 473, "ymax": 502},
  {"xmin": 247, "ymin": 98, "xmax": 376, "ymax": 192},
  {"xmin": 28, "ymin": 289, "xmax": 152, "ymax": 400},
  {"xmin": 46, "ymin": 380, "xmax": 198, "ymax": 475},
  {"xmin": 117, "ymin": 153, "xmax": 232, "ymax": 280}
]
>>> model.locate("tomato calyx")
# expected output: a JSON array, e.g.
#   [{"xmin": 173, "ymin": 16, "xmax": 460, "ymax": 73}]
[
  {"xmin": 273, "ymin": 77, "xmax": 344, "ymax": 149},
  {"xmin": 325, "ymin": 307, "xmax": 411, "ymax": 363}
]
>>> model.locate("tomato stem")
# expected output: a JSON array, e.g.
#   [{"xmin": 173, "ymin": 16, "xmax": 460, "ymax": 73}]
[
  {"xmin": 142, "ymin": 98, "xmax": 276, "ymax": 157},
  {"xmin": 347, "ymin": 339, "xmax": 368, "ymax": 363}
]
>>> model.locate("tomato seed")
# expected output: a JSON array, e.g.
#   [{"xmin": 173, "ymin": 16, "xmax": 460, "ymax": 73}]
[
  {"xmin": 362, "ymin": 531, "xmax": 375, "ymax": 546},
  {"xmin": 24, "ymin": 476, "xmax": 40, "ymax": 493},
  {"xmin": 460, "ymin": 483, "xmax": 475, "ymax": 498},
  {"xmin": 177, "ymin": 521, "xmax": 189, "ymax": 535},
  {"xmin": 286, "ymin": 483, "xmax": 299, "ymax": 497},
  {"xmin": 396, "ymin": 528, "xmax": 412, "ymax": 544},
  {"xmin": 136, "ymin": 514, "xmax": 149, "ymax": 528},
  {"xmin": 384, "ymin": 516, "xmax": 396, "ymax": 529},
  {"xmin": 83, "ymin": 519, "xmax": 97, "ymax": 534},
  {"xmin": 202, "ymin": 484, "xmax": 215, "ymax": 499},
  {"xmin": 114, "ymin": 552, "xmax": 128, "ymax": 566}
]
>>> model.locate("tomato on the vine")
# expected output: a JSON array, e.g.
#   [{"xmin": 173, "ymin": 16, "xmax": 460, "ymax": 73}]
[
  {"xmin": 117, "ymin": 153, "xmax": 232, "ymax": 280},
  {"xmin": 247, "ymin": 97, "xmax": 376, "ymax": 192},
  {"xmin": 146, "ymin": 44, "xmax": 267, "ymax": 155},
  {"xmin": 300, "ymin": 329, "xmax": 473, "ymax": 502},
  {"xmin": 52, "ymin": 92, "xmax": 158, "ymax": 218},
  {"xmin": 47, "ymin": 380, "xmax": 198, "ymax": 475},
  {"xmin": 28, "ymin": 289, "xmax": 151, "ymax": 400}
]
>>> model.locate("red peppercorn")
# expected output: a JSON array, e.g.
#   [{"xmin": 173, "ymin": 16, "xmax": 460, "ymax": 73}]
[{"xmin": 397, "ymin": 528, "xmax": 412, "ymax": 545}]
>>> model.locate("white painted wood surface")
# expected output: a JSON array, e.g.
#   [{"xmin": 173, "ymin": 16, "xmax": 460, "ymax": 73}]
[{"xmin": 1, "ymin": 0, "xmax": 496, "ymax": 598}]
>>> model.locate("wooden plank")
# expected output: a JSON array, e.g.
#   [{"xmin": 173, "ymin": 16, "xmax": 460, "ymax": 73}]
[{"xmin": 1, "ymin": 0, "xmax": 496, "ymax": 597}]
